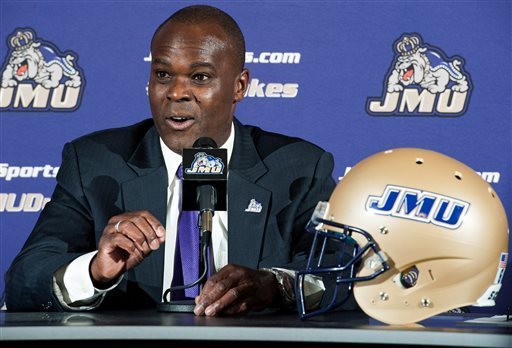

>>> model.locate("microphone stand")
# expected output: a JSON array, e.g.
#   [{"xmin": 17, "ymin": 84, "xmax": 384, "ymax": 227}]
[{"xmin": 158, "ymin": 137, "xmax": 222, "ymax": 313}]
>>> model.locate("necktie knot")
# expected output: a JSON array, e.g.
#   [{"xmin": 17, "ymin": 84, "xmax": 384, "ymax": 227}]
[{"xmin": 177, "ymin": 164, "xmax": 184, "ymax": 179}]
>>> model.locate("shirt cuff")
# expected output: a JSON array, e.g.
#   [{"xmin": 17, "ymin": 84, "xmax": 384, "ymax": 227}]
[{"xmin": 53, "ymin": 251, "xmax": 123, "ymax": 309}]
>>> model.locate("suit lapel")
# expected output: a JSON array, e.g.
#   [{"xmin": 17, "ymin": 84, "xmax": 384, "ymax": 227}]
[
  {"xmin": 121, "ymin": 126, "xmax": 167, "ymax": 299},
  {"xmin": 228, "ymin": 120, "xmax": 270, "ymax": 268}
]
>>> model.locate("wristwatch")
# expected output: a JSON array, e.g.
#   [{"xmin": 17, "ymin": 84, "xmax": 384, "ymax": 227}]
[{"xmin": 260, "ymin": 268, "xmax": 296, "ymax": 310}]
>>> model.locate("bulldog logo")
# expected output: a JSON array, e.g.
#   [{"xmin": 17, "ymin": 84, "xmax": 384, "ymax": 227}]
[
  {"xmin": 387, "ymin": 35, "xmax": 469, "ymax": 94},
  {"xmin": 185, "ymin": 152, "xmax": 224, "ymax": 174},
  {"xmin": 0, "ymin": 28, "xmax": 85, "ymax": 111},
  {"xmin": 367, "ymin": 33, "xmax": 472, "ymax": 116}
]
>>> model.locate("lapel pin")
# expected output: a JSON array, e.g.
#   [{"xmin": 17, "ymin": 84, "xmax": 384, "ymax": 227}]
[{"xmin": 244, "ymin": 198, "xmax": 262, "ymax": 213}]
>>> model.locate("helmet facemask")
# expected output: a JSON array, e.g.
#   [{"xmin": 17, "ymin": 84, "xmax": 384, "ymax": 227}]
[{"xmin": 296, "ymin": 201, "xmax": 389, "ymax": 319}]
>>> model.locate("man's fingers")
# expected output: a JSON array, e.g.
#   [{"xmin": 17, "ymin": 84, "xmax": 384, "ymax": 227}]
[
  {"xmin": 108, "ymin": 233, "xmax": 144, "ymax": 262},
  {"xmin": 203, "ymin": 283, "xmax": 253, "ymax": 317},
  {"xmin": 115, "ymin": 220, "xmax": 153, "ymax": 255},
  {"xmin": 128, "ymin": 216, "xmax": 161, "ymax": 251},
  {"xmin": 194, "ymin": 276, "xmax": 234, "ymax": 315},
  {"xmin": 111, "ymin": 215, "xmax": 164, "ymax": 254},
  {"xmin": 108, "ymin": 210, "xmax": 165, "ymax": 241},
  {"xmin": 200, "ymin": 274, "xmax": 233, "ymax": 299},
  {"xmin": 139, "ymin": 211, "xmax": 166, "ymax": 239}
]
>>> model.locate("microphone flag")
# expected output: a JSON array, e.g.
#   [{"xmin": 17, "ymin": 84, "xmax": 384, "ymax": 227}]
[{"xmin": 181, "ymin": 138, "xmax": 227, "ymax": 211}]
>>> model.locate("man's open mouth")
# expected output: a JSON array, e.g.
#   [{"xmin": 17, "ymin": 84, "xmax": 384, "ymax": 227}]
[
  {"xmin": 164, "ymin": 115, "xmax": 195, "ymax": 130},
  {"xmin": 168, "ymin": 116, "xmax": 193, "ymax": 123}
]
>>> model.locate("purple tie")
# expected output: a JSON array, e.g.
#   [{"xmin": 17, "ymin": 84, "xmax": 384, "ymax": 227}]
[{"xmin": 173, "ymin": 165, "xmax": 200, "ymax": 299}]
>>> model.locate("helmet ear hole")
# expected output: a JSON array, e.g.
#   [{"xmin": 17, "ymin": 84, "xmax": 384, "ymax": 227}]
[
  {"xmin": 399, "ymin": 265, "xmax": 419, "ymax": 288},
  {"xmin": 415, "ymin": 158, "xmax": 424, "ymax": 165},
  {"xmin": 454, "ymin": 171, "xmax": 463, "ymax": 180}
]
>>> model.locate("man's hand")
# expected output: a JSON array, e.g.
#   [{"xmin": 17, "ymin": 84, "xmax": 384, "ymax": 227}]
[
  {"xmin": 90, "ymin": 210, "xmax": 165, "ymax": 288},
  {"xmin": 193, "ymin": 264, "xmax": 279, "ymax": 316}
]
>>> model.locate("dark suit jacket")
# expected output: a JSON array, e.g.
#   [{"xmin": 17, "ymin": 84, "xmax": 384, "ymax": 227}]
[{"xmin": 5, "ymin": 118, "xmax": 336, "ymax": 311}]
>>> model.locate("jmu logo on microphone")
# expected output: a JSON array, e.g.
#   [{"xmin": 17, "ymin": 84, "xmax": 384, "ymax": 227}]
[
  {"xmin": 185, "ymin": 152, "xmax": 225, "ymax": 175},
  {"xmin": 366, "ymin": 185, "xmax": 469, "ymax": 229}
]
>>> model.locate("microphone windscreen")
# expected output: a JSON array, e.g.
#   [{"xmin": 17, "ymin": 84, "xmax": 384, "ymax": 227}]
[{"xmin": 193, "ymin": 137, "xmax": 218, "ymax": 149}]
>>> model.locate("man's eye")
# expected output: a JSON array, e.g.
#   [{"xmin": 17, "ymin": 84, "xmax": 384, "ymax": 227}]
[
  {"xmin": 193, "ymin": 73, "xmax": 209, "ymax": 81},
  {"xmin": 156, "ymin": 71, "xmax": 170, "ymax": 79}
]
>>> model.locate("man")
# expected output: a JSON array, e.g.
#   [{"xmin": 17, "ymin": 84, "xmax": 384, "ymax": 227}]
[{"xmin": 5, "ymin": 5, "xmax": 335, "ymax": 316}]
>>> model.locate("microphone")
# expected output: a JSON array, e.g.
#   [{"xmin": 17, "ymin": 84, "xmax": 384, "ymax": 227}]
[
  {"xmin": 182, "ymin": 137, "xmax": 228, "ymax": 239},
  {"xmin": 182, "ymin": 137, "xmax": 228, "ymax": 295}
]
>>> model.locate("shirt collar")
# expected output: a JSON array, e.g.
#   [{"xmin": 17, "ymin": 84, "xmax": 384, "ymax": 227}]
[{"xmin": 159, "ymin": 122, "xmax": 235, "ymax": 185}]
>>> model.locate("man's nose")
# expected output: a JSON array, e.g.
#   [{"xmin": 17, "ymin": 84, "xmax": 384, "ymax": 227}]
[{"xmin": 166, "ymin": 77, "xmax": 192, "ymax": 102}]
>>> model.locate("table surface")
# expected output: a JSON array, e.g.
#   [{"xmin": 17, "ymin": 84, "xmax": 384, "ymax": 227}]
[{"xmin": 1, "ymin": 309, "xmax": 511, "ymax": 347}]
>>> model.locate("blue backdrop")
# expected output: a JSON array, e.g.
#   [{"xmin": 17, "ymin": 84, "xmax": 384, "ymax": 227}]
[{"xmin": 1, "ymin": 0, "xmax": 510, "ymax": 314}]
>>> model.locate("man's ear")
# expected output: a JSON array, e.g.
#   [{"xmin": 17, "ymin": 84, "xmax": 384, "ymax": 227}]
[{"xmin": 234, "ymin": 68, "xmax": 250, "ymax": 102}]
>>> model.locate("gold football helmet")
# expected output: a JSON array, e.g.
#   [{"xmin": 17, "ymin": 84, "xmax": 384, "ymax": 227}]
[{"xmin": 296, "ymin": 148, "xmax": 509, "ymax": 325}]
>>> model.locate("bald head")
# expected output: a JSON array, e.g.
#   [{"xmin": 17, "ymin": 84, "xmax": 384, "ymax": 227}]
[{"xmin": 151, "ymin": 5, "xmax": 246, "ymax": 71}]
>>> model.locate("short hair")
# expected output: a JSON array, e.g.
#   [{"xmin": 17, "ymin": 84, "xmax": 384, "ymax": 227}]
[{"xmin": 151, "ymin": 5, "xmax": 246, "ymax": 70}]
